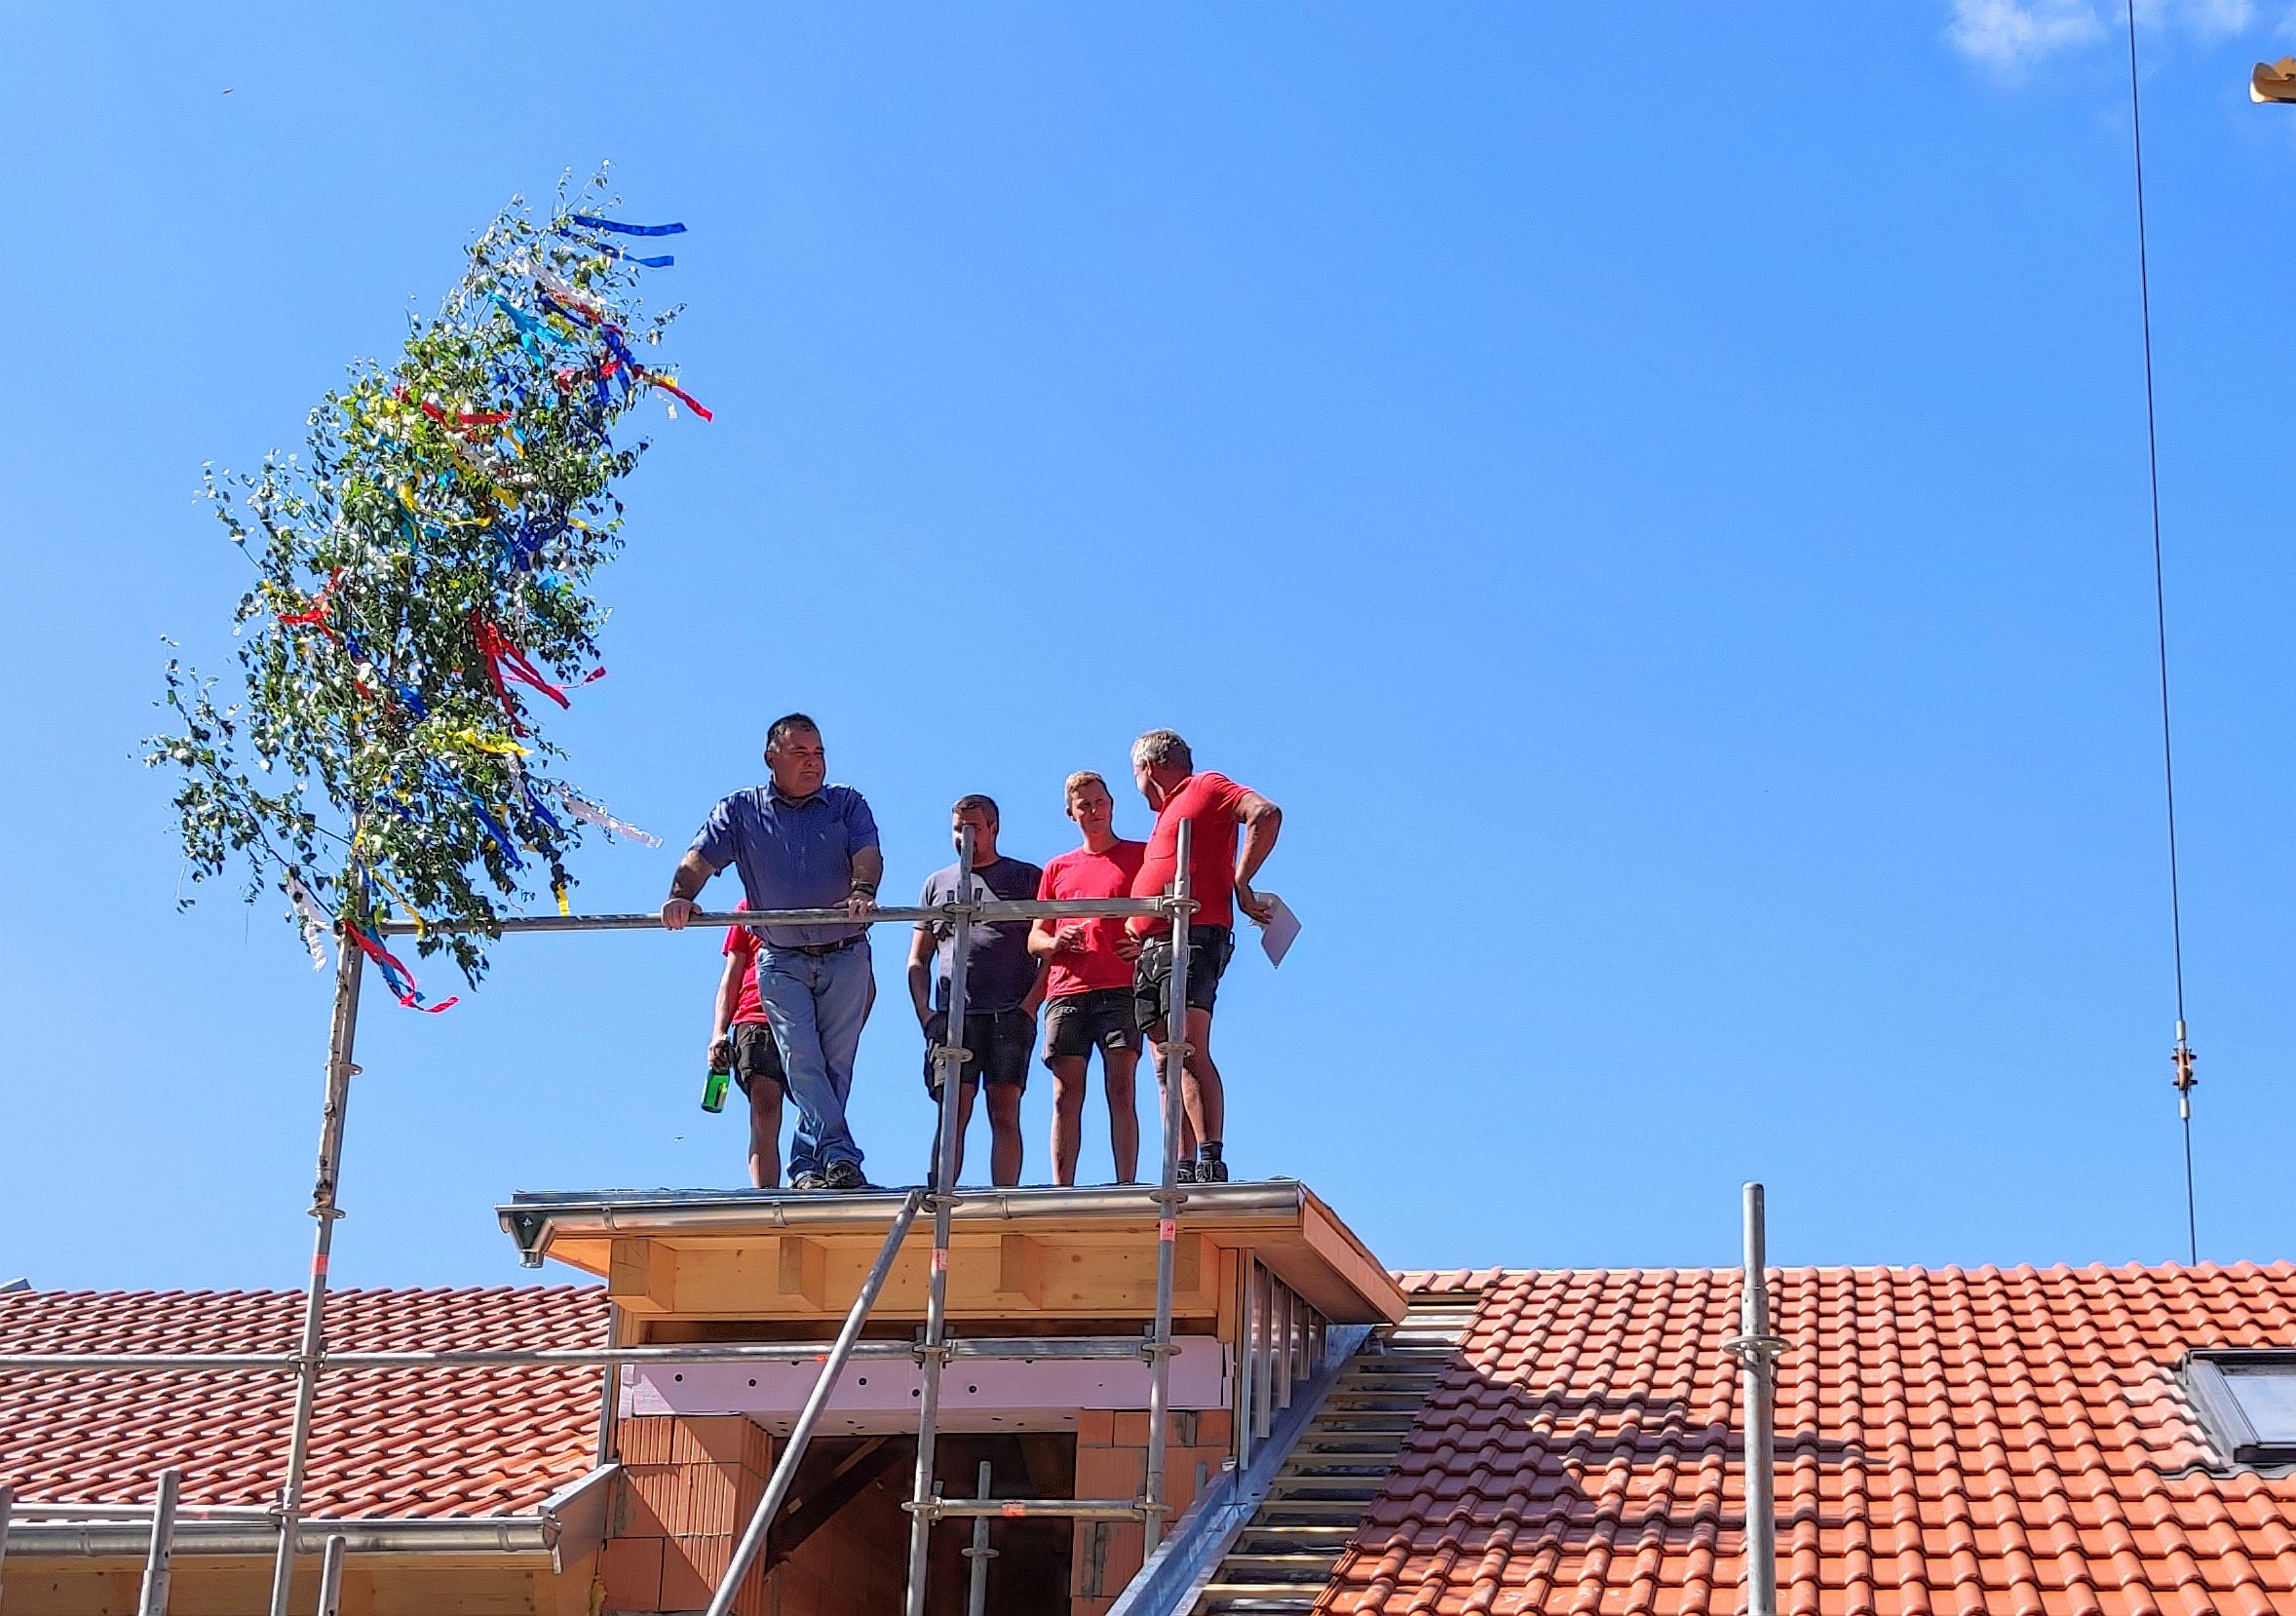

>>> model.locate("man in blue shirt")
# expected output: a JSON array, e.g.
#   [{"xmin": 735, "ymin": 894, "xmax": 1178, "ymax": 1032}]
[{"xmin": 664, "ymin": 713, "xmax": 885, "ymax": 1190}]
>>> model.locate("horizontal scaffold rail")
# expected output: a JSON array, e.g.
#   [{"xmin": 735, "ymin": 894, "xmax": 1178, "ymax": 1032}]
[
  {"xmin": 0, "ymin": 1334, "xmax": 1160, "ymax": 1375},
  {"xmin": 372, "ymin": 895, "xmax": 1177, "ymax": 938},
  {"xmin": 912, "ymin": 1498, "xmax": 1152, "ymax": 1521}
]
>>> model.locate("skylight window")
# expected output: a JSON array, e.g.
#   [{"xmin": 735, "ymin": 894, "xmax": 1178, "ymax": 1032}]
[{"xmin": 2185, "ymin": 1351, "xmax": 2296, "ymax": 1467}]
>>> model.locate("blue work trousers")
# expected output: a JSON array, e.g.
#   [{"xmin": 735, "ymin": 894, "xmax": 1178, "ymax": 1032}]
[{"xmin": 755, "ymin": 940, "xmax": 871, "ymax": 1177}]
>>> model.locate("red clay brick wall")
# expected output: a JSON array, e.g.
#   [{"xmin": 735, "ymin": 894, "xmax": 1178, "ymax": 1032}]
[
  {"xmin": 602, "ymin": 1414, "xmax": 777, "ymax": 1615},
  {"xmin": 1070, "ymin": 1409, "xmax": 1234, "ymax": 1616}
]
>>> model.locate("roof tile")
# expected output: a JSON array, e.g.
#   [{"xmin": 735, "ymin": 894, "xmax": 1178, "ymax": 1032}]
[
  {"xmin": 0, "ymin": 1286, "xmax": 605, "ymax": 1518},
  {"xmin": 1335, "ymin": 1264, "xmax": 2296, "ymax": 1615}
]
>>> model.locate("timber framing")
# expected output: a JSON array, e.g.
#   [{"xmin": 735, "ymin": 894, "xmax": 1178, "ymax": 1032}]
[{"xmin": 500, "ymin": 1181, "xmax": 1404, "ymax": 1328}]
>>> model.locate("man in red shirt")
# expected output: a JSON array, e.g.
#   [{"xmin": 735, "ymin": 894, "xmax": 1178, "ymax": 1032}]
[
  {"xmin": 1030, "ymin": 771, "xmax": 1149, "ymax": 1185},
  {"xmin": 1124, "ymin": 729, "xmax": 1283, "ymax": 1183},
  {"xmin": 709, "ymin": 903, "xmax": 788, "ymax": 1189}
]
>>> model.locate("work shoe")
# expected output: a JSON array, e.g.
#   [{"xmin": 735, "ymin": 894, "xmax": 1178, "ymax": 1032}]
[
  {"xmin": 1196, "ymin": 1152, "xmax": 1230, "ymax": 1183},
  {"xmin": 822, "ymin": 1160, "xmax": 872, "ymax": 1192},
  {"xmin": 1175, "ymin": 1160, "xmax": 1199, "ymax": 1184},
  {"xmin": 789, "ymin": 1171, "xmax": 826, "ymax": 1191}
]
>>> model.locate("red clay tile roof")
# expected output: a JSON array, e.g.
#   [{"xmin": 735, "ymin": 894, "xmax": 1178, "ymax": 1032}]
[
  {"xmin": 1334, "ymin": 1263, "xmax": 2296, "ymax": 1615},
  {"xmin": 0, "ymin": 1286, "xmax": 607, "ymax": 1518}
]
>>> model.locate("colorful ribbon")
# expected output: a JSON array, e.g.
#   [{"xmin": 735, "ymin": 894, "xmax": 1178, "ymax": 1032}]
[
  {"xmin": 342, "ymin": 920, "xmax": 458, "ymax": 1014},
  {"xmin": 283, "ymin": 869, "xmax": 330, "ymax": 970},
  {"xmin": 567, "ymin": 215, "xmax": 687, "ymax": 237},
  {"xmin": 555, "ymin": 787, "xmax": 663, "ymax": 847},
  {"xmin": 470, "ymin": 611, "xmax": 571, "ymax": 733}
]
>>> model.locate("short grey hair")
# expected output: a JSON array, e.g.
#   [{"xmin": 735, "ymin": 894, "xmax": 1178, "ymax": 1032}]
[{"xmin": 1131, "ymin": 729, "xmax": 1192, "ymax": 773}]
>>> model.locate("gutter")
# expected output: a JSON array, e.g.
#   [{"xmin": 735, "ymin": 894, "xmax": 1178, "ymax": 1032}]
[
  {"xmin": 9, "ymin": 1464, "xmax": 618, "ymax": 1569},
  {"xmin": 500, "ymin": 1181, "xmax": 1315, "ymax": 1266}
]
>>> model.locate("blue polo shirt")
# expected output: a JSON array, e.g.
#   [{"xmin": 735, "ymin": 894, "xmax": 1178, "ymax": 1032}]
[{"xmin": 688, "ymin": 784, "xmax": 881, "ymax": 948}]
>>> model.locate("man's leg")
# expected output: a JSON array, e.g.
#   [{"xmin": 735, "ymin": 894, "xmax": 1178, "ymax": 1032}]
[
  {"xmin": 986, "ymin": 1084, "xmax": 1023, "ymax": 1187},
  {"xmin": 747, "ymin": 1080, "xmax": 784, "ymax": 1189},
  {"xmin": 808, "ymin": 944, "xmax": 872, "ymax": 1179},
  {"xmin": 758, "ymin": 952, "xmax": 832, "ymax": 1183},
  {"xmin": 982, "ymin": 1012, "xmax": 1028, "ymax": 1188},
  {"xmin": 1049, "ymin": 1056, "xmax": 1090, "ymax": 1187},
  {"xmin": 1180, "ymin": 1007, "xmax": 1224, "ymax": 1146},
  {"xmin": 1144, "ymin": 1039, "xmax": 1200, "ymax": 1165},
  {"xmin": 1102, "ymin": 1044, "xmax": 1140, "ymax": 1185},
  {"xmin": 932, "ymin": 1078, "xmax": 978, "ymax": 1185}
]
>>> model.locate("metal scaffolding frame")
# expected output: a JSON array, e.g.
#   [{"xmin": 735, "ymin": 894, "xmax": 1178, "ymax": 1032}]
[{"xmin": 0, "ymin": 820, "xmax": 1210, "ymax": 1616}]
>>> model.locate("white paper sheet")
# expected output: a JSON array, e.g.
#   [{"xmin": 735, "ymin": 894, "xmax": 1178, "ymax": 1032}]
[{"xmin": 1255, "ymin": 895, "xmax": 1301, "ymax": 967}]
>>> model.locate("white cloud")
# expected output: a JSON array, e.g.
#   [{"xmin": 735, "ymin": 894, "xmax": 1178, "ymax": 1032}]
[
  {"xmin": 1944, "ymin": 0, "xmax": 2273, "ymax": 69},
  {"xmin": 1947, "ymin": 0, "xmax": 2106, "ymax": 69}
]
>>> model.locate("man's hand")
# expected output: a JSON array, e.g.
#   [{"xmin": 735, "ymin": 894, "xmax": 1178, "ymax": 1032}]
[
  {"xmin": 923, "ymin": 1010, "xmax": 948, "ymax": 1045},
  {"xmin": 708, "ymin": 1033, "xmax": 735, "ymax": 1070},
  {"xmin": 1235, "ymin": 883, "xmax": 1277, "ymax": 927},
  {"xmin": 846, "ymin": 884, "xmax": 878, "ymax": 920},
  {"xmin": 1115, "ymin": 932, "xmax": 1144, "ymax": 962},
  {"xmin": 662, "ymin": 897, "xmax": 698, "ymax": 931},
  {"xmin": 1050, "ymin": 921, "xmax": 1088, "ymax": 955}
]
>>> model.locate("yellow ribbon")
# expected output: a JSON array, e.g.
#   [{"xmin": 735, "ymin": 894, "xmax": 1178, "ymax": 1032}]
[
  {"xmin": 555, "ymin": 884, "xmax": 571, "ymax": 917},
  {"xmin": 366, "ymin": 865, "xmax": 432, "ymax": 941}
]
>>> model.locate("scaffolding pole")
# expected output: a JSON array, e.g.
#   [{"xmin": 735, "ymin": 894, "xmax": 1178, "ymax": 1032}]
[
  {"xmin": 702, "ymin": 1189, "xmax": 927, "ymax": 1616},
  {"xmin": 1723, "ymin": 1182, "xmax": 1786, "ymax": 1616},
  {"xmin": 963, "ymin": 1459, "xmax": 996, "ymax": 1616},
  {"xmin": 904, "ymin": 821, "xmax": 977, "ymax": 1616},
  {"xmin": 1142, "ymin": 821, "xmax": 1193, "ymax": 1550},
  {"xmin": 267, "ymin": 941, "xmax": 364, "ymax": 1616},
  {"xmin": 136, "ymin": 1467, "xmax": 179, "ymax": 1616},
  {"xmin": 0, "ymin": 1483, "xmax": 14, "ymax": 1606},
  {"xmin": 317, "ymin": 1533, "xmax": 348, "ymax": 1616}
]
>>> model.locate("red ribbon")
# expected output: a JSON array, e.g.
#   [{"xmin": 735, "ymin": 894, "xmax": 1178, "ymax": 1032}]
[
  {"xmin": 641, "ymin": 372, "xmax": 713, "ymax": 421},
  {"xmin": 277, "ymin": 568, "xmax": 344, "ymax": 633},
  {"xmin": 471, "ymin": 612, "xmax": 571, "ymax": 735},
  {"xmin": 341, "ymin": 922, "xmax": 459, "ymax": 1014}
]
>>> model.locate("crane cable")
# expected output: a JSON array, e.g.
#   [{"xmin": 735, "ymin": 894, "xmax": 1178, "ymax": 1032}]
[{"xmin": 2120, "ymin": 0, "xmax": 2200, "ymax": 1265}]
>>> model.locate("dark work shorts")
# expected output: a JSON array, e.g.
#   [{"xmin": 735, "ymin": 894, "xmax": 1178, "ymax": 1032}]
[
  {"xmin": 1133, "ymin": 926, "xmax": 1235, "ymax": 1036},
  {"xmin": 923, "ymin": 1008, "xmax": 1035, "ymax": 1094},
  {"xmin": 1043, "ymin": 987, "xmax": 1143, "ymax": 1064},
  {"xmin": 732, "ymin": 1021, "xmax": 786, "ymax": 1097}
]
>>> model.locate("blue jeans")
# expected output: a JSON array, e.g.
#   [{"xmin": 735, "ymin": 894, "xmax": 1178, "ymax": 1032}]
[{"xmin": 755, "ymin": 941, "xmax": 871, "ymax": 1177}]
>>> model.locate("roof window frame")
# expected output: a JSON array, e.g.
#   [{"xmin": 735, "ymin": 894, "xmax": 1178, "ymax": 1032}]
[{"xmin": 2185, "ymin": 1350, "xmax": 2296, "ymax": 1468}]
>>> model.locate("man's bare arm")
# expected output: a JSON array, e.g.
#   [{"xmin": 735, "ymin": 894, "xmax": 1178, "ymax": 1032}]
[
  {"xmin": 709, "ymin": 952, "xmax": 743, "ymax": 1067},
  {"xmin": 1030, "ymin": 918, "xmax": 1087, "ymax": 959},
  {"xmin": 848, "ymin": 845, "xmax": 885, "ymax": 917},
  {"xmin": 907, "ymin": 925, "xmax": 938, "ymax": 1029},
  {"xmin": 662, "ymin": 850, "xmax": 718, "ymax": 931},
  {"xmin": 1232, "ymin": 793, "xmax": 1283, "ymax": 925}
]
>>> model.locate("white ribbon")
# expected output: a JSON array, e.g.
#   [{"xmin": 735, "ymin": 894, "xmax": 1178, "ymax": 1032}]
[
  {"xmin": 555, "ymin": 787, "xmax": 662, "ymax": 847},
  {"xmin": 284, "ymin": 868, "xmax": 331, "ymax": 971}
]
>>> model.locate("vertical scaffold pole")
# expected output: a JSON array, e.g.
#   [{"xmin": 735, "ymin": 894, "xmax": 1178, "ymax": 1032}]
[
  {"xmin": 0, "ymin": 1483, "xmax": 15, "ymax": 1608},
  {"xmin": 137, "ymin": 1466, "xmax": 180, "ymax": 1616},
  {"xmin": 317, "ymin": 1533, "xmax": 348, "ymax": 1616},
  {"xmin": 1142, "ymin": 820, "xmax": 1194, "ymax": 1549},
  {"xmin": 963, "ymin": 1459, "xmax": 996, "ymax": 1616},
  {"xmin": 904, "ymin": 823, "xmax": 976, "ymax": 1616},
  {"xmin": 268, "ymin": 940, "xmax": 364, "ymax": 1616},
  {"xmin": 1725, "ymin": 1181, "xmax": 1785, "ymax": 1616}
]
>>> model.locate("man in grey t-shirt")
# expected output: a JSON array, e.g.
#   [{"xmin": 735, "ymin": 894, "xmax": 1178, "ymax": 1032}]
[{"xmin": 906, "ymin": 794, "xmax": 1044, "ymax": 1186}]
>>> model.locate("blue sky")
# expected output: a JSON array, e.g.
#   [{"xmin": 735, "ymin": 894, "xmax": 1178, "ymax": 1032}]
[{"xmin": 5, "ymin": 3, "xmax": 2296, "ymax": 1292}]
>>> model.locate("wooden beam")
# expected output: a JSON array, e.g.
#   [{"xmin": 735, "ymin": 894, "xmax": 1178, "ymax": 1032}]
[
  {"xmin": 997, "ymin": 1233, "xmax": 1044, "ymax": 1306},
  {"xmin": 607, "ymin": 1239, "xmax": 677, "ymax": 1316},
  {"xmin": 777, "ymin": 1236, "xmax": 826, "ymax": 1309}
]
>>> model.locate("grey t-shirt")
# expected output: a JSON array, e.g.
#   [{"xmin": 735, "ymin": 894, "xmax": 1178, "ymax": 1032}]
[{"xmin": 918, "ymin": 856, "xmax": 1044, "ymax": 1015}]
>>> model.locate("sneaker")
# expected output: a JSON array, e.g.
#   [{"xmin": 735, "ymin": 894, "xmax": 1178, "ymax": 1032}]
[
  {"xmin": 1196, "ymin": 1152, "xmax": 1230, "ymax": 1184},
  {"xmin": 1175, "ymin": 1161, "xmax": 1199, "ymax": 1184},
  {"xmin": 822, "ymin": 1160, "xmax": 872, "ymax": 1192},
  {"xmin": 788, "ymin": 1171, "xmax": 826, "ymax": 1191}
]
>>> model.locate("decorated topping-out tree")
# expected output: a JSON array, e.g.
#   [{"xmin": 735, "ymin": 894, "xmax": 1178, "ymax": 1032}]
[{"xmin": 148, "ymin": 173, "xmax": 706, "ymax": 1007}]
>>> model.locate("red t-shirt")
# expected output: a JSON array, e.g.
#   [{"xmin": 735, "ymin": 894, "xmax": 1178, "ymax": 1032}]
[
  {"xmin": 1129, "ymin": 772, "xmax": 1252, "ymax": 931},
  {"xmin": 1038, "ymin": 841, "xmax": 1148, "ymax": 998},
  {"xmin": 723, "ymin": 903, "xmax": 769, "ymax": 1026}
]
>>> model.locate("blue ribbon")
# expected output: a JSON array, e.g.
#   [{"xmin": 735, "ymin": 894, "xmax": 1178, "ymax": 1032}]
[{"xmin": 567, "ymin": 215, "xmax": 686, "ymax": 237}]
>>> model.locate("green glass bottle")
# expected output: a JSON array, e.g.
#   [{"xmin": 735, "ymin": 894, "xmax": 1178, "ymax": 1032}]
[{"xmin": 701, "ymin": 1061, "xmax": 731, "ymax": 1114}]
